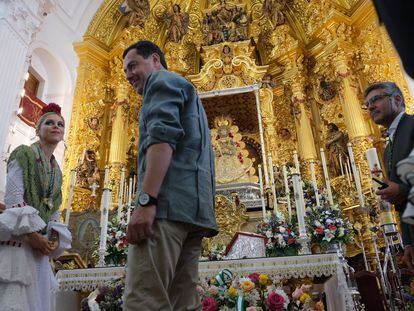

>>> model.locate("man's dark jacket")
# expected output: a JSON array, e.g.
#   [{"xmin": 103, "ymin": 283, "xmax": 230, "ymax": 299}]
[{"xmin": 384, "ymin": 114, "xmax": 414, "ymax": 244}]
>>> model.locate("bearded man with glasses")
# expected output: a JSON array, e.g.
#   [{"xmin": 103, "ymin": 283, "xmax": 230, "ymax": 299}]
[{"xmin": 365, "ymin": 81, "xmax": 414, "ymax": 270}]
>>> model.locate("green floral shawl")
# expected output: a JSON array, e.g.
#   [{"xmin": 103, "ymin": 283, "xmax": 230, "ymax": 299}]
[{"xmin": 7, "ymin": 142, "xmax": 62, "ymax": 224}]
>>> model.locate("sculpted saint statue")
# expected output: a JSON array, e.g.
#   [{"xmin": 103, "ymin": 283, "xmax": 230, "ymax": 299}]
[
  {"xmin": 325, "ymin": 123, "xmax": 349, "ymax": 176},
  {"xmin": 76, "ymin": 149, "xmax": 100, "ymax": 188},
  {"xmin": 163, "ymin": 4, "xmax": 189, "ymax": 43}
]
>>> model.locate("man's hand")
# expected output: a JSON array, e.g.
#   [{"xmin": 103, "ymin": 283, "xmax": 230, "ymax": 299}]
[
  {"xmin": 127, "ymin": 205, "xmax": 156, "ymax": 244},
  {"xmin": 404, "ymin": 245, "xmax": 414, "ymax": 271},
  {"xmin": 25, "ymin": 232, "xmax": 54, "ymax": 256},
  {"xmin": 376, "ymin": 179, "xmax": 406, "ymax": 205}
]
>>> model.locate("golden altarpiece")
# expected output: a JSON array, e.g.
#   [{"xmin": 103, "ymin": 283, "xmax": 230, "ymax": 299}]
[{"xmin": 62, "ymin": 0, "xmax": 414, "ymax": 263}]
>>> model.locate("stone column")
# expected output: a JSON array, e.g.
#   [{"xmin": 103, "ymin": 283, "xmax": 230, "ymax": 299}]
[{"xmin": 0, "ymin": 0, "xmax": 55, "ymax": 201}]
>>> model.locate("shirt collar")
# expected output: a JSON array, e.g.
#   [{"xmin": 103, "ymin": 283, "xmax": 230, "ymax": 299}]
[{"xmin": 387, "ymin": 111, "xmax": 405, "ymax": 140}]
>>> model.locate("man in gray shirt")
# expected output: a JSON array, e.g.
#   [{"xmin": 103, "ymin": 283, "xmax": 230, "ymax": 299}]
[{"xmin": 122, "ymin": 40, "xmax": 217, "ymax": 310}]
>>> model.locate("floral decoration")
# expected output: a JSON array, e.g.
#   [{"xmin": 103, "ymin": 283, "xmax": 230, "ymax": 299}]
[{"xmin": 257, "ymin": 213, "xmax": 300, "ymax": 257}]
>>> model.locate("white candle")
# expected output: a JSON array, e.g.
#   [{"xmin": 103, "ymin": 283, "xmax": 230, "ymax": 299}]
[
  {"xmin": 293, "ymin": 150, "xmax": 300, "ymax": 172},
  {"xmin": 320, "ymin": 148, "xmax": 334, "ymax": 205},
  {"xmin": 282, "ymin": 165, "xmax": 292, "ymax": 221},
  {"xmin": 98, "ymin": 187, "xmax": 112, "ymax": 267},
  {"xmin": 117, "ymin": 168, "xmax": 126, "ymax": 221},
  {"xmin": 268, "ymin": 155, "xmax": 278, "ymax": 212},
  {"xmin": 291, "ymin": 172, "xmax": 306, "ymax": 235},
  {"xmin": 127, "ymin": 178, "xmax": 133, "ymax": 223},
  {"xmin": 339, "ymin": 154, "xmax": 344, "ymax": 176},
  {"xmin": 123, "ymin": 181, "xmax": 128, "ymax": 204},
  {"xmin": 344, "ymin": 160, "xmax": 352, "ymax": 187},
  {"xmin": 258, "ymin": 164, "xmax": 266, "ymax": 219},
  {"xmin": 346, "ymin": 157, "xmax": 353, "ymax": 181},
  {"xmin": 347, "ymin": 143, "xmax": 365, "ymax": 208},
  {"xmin": 65, "ymin": 169, "xmax": 76, "ymax": 226},
  {"xmin": 103, "ymin": 166, "xmax": 110, "ymax": 188},
  {"xmin": 365, "ymin": 148, "xmax": 383, "ymax": 191},
  {"xmin": 310, "ymin": 161, "xmax": 321, "ymax": 207}
]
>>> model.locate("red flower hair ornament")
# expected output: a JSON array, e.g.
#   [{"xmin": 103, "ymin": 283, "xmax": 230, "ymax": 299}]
[{"xmin": 42, "ymin": 103, "xmax": 62, "ymax": 116}]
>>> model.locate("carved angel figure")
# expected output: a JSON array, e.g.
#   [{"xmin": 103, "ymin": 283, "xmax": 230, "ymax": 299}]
[
  {"xmin": 163, "ymin": 4, "xmax": 189, "ymax": 43},
  {"xmin": 126, "ymin": 0, "xmax": 150, "ymax": 28}
]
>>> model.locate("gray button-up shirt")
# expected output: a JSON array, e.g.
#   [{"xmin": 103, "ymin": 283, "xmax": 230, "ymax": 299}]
[{"xmin": 136, "ymin": 70, "xmax": 218, "ymax": 236}]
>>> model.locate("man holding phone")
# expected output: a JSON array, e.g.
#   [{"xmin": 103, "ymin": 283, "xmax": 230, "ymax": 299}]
[{"xmin": 365, "ymin": 81, "xmax": 414, "ymax": 269}]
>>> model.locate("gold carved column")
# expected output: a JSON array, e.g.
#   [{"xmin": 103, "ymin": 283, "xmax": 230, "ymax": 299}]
[
  {"xmin": 334, "ymin": 48, "xmax": 375, "ymax": 255},
  {"xmin": 288, "ymin": 76, "xmax": 318, "ymax": 181}
]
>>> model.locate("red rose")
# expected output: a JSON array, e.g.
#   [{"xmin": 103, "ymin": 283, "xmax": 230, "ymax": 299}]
[
  {"xmin": 248, "ymin": 272, "xmax": 260, "ymax": 284},
  {"xmin": 287, "ymin": 237, "xmax": 295, "ymax": 245},
  {"xmin": 328, "ymin": 224, "xmax": 337, "ymax": 231},
  {"xmin": 315, "ymin": 227, "xmax": 324, "ymax": 235},
  {"xmin": 266, "ymin": 292, "xmax": 285, "ymax": 311},
  {"xmin": 202, "ymin": 297, "xmax": 218, "ymax": 311}
]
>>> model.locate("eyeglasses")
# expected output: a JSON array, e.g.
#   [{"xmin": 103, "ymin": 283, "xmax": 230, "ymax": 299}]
[{"xmin": 364, "ymin": 93, "xmax": 393, "ymax": 108}]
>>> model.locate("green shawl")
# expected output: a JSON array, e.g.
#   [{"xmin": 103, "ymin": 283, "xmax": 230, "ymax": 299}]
[{"xmin": 7, "ymin": 142, "xmax": 62, "ymax": 224}]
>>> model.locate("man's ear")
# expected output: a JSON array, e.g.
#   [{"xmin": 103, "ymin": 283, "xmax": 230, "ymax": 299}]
[
  {"xmin": 152, "ymin": 53, "xmax": 163, "ymax": 69},
  {"xmin": 394, "ymin": 94, "xmax": 404, "ymax": 109}
]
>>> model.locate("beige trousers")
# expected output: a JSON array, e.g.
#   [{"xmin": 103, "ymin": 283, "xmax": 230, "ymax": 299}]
[{"xmin": 123, "ymin": 220, "xmax": 205, "ymax": 311}]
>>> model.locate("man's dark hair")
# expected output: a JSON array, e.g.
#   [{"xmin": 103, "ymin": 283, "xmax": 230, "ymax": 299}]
[
  {"xmin": 364, "ymin": 81, "xmax": 405, "ymax": 108},
  {"xmin": 123, "ymin": 40, "xmax": 168, "ymax": 70}
]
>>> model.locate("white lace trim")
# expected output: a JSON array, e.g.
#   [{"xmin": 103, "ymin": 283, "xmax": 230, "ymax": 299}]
[
  {"xmin": 0, "ymin": 206, "xmax": 46, "ymax": 240},
  {"xmin": 56, "ymin": 254, "xmax": 343, "ymax": 291}
]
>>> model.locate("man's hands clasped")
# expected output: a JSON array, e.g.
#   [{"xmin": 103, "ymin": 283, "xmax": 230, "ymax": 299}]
[{"xmin": 127, "ymin": 205, "xmax": 156, "ymax": 244}]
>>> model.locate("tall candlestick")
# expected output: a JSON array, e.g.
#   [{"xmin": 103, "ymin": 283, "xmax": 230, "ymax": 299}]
[
  {"xmin": 117, "ymin": 167, "xmax": 126, "ymax": 221},
  {"xmin": 268, "ymin": 154, "xmax": 278, "ymax": 212},
  {"xmin": 65, "ymin": 169, "xmax": 76, "ymax": 226},
  {"xmin": 282, "ymin": 165, "xmax": 292, "ymax": 221},
  {"xmin": 103, "ymin": 166, "xmax": 110, "ymax": 188},
  {"xmin": 310, "ymin": 161, "xmax": 321, "ymax": 207},
  {"xmin": 291, "ymin": 172, "xmax": 306, "ymax": 234},
  {"xmin": 347, "ymin": 143, "xmax": 365, "ymax": 208},
  {"xmin": 339, "ymin": 154, "xmax": 344, "ymax": 176},
  {"xmin": 98, "ymin": 187, "xmax": 112, "ymax": 267},
  {"xmin": 258, "ymin": 164, "xmax": 266, "ymax": 219},
  {"xmin": 291, "ymin": 172, "xmax": 311, "ymax": 254},
  {"xmin": 320, "ymin": 148, "xmax": 334, "ymax": 205},
  {"xmin": 127, "ymin": 177, "xmax": 133, "ymax": 223},
  {"xmin": 293, "ymin": 150, "xmax": 300, "ymax": 172}
]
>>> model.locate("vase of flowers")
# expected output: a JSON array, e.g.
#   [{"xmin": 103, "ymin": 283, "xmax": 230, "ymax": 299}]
[
  {"xmin": 257, "ymin": 213, "xmax": 300, "ymax": 257},
  {"xmin": 306, "ymin": 205, "xmax": 353, "ymax": 251},
  {"xmin": 93, "ymin": 215, "xmax": 128, "ymax": 266}
]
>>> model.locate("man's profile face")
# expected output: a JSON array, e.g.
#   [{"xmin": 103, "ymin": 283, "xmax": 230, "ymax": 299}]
[
  {"xmin": 365, "ymin": 88, "xmax": 402, "ymax": 127},
  {"xmin": 123, "ymin": 49, "xmax": 161, "ymax": 95}
]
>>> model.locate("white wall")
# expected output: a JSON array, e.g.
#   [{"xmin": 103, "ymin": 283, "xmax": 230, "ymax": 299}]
[{"xmin": 0, "ymin": 0, "xmax": 103, "ymax": 202}]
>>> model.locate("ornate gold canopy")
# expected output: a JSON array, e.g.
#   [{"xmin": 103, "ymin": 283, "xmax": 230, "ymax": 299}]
[{"xmin": 63, "ymin": 0, "xmax": 413, "ymax": 257}]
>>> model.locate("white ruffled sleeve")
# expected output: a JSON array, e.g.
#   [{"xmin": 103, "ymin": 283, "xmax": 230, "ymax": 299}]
[
  {"xmin": 47, "ymin": 210, "xmax": 72, "ymax": 258},
  {"xmin": 0, "ymin": 160, "xmax": 46, "ymax": 240}
]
